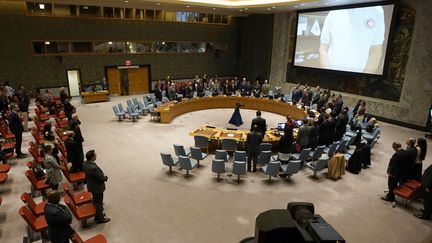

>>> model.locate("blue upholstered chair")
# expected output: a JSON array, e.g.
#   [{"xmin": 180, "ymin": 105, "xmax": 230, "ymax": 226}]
[
  {"xmin": 233, "ymin": 151, "xmax": 247, "ymax": 162},
  {"xmin": 232, "ymin": 161, "xmax": 247, "ymax": 183},
  {"xmin": 280, "ymin": 160, "xmax": 301, "ymax": 179},
  {"xmin": 112, "ymin": 106, "xmax": 125, "ymax": 121},
  {"xmin": 211, "ymin": 159, "xmax": 226, "ymax": 181},
  {"xmin": 258, "ymin": 151, "xmax": 272, "ymax": 165},
  {"xmin": 160, "ymin": 153, "xmax": 178, "ymax": 173},
  {"xmin": 178, "ymin": 155, "xmax": 198, "ymax": 176},
  {"xmin": 173, "ymin": 144, "xmax": 190, "ymax": 157},
  {"xmin": 127, "ymin": 106, "xmax": 139, "ymax": 122},
  {"xmin": 305, "ymin": 158, "xmax": 328, "ymax": 177},
  {"xmin": 190, "ymin": 147, "xmax": 208, "ymax": 167},
  {"xmin": 215, "ymin": 150, "xmax": 229, "ymax": 162},
  {"xmin": 262, "ymin": 161, "xmax": 281, "ymax": 182}
]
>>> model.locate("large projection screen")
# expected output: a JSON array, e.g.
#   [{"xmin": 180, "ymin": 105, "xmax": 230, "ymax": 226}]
[{"xmin": 293, "ymin": 3, "xmax": 395, "ymax": 75}]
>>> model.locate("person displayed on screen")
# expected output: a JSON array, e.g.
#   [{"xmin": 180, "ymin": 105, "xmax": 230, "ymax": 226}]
[{"xmin": 319, "ymin": 6, "xmax": 385, "ymax": 73}]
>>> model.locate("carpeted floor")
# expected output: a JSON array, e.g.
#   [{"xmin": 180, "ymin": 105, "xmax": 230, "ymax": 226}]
[{"xmin": 0, "ymin": 94, "xmax": 431, "ymax": 243}]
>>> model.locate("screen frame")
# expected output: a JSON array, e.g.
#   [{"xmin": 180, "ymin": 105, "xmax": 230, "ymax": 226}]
[{"xmin": 291, "ymin": 0, "xmax": 398, "ymax": 77}]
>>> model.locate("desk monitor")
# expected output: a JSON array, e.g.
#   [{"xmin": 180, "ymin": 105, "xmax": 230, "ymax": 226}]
[{"xmin": 277, "ymin": 123, "xmax": 286, "ymax": 130}]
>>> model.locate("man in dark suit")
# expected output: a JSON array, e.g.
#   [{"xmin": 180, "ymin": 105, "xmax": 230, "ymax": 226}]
[
  {"xmin": 44, "ymin": 192, "xmax": 74, "ymax": 243},
  {"xmin": 382, "ymin": 142, "xmax": 407, "ymax": 202},
  {"xmin": 414, "ymin": 163, "xmax": 432, "ymax": 220},
  {"xmin": 7, "ymin": 104, "xmax": 27, "ymax": 158},
  {"xmin": 154, "ymin": 84, "xmax": 163, "ymax": 102},
  {"xmin": 335, "ymin": 107, "xmax": 349, "ymax": 141},
  {"xmin": 64, "ymin": 132, "xmax": 83, "ymax": 172},
  {"xmin": 251, "ymin": 111, "xmax": 266, "ymax": 136},
  {"xmin": 405, "ymin": 138, "xmax": 418, "ymax": 181},
  {"xmin": 69, "ymin": 114, "xmax": 84, "ymax": 163},
  {"xmin": 332, "ymin": 94, "xmax": 344, "ymax": 116},
  {"xmin": 83, "ymin": 150, "xmax": 110, "ymax": 224},
  {"xmin": 246, "ymin": 125, "xmax": 262, "ymax": 172}
]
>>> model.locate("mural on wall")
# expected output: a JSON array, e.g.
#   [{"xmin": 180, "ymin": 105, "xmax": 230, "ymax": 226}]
[{"xmin": 286, "ymin": 5, "xmax": 416, "ymax": 102}]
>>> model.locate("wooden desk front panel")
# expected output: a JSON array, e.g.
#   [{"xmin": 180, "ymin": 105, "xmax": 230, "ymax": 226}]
[
  {"xmin": 159, "ymin": 96, "xmax": 307, "ymax": 123},
  {"xmin": 81, "ymin": 91, "xmax": 109, "ymax": 104}
]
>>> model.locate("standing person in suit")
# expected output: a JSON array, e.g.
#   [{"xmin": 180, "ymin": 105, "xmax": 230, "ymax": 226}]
[
  {"xmin": 382, "ymin": 142, "xmax": 407, "ymax": 203},
  {"xmin": 251, "ymin": 111, "xmax": 266, "ymax": 137},
  {"xmin": 335, "ymin": 107, "xmax": 349, "ymax": 141},
  {"xmin": 64, "ymin": 132, "xmax": 83, "ymax": 172},
  {"xmin": 405, "ymin": 138, "xmax": 418, "ymax": 181},
  {"xmin": 69, "ymin": 114, "xmax": 84, "ymax": 164},
  {"xmin": 414, "ymin": 163, "xmax": 432, "ymax": 220},
  {"xmin": 297, "ymin": 118, "xmax": 311, "ymax": 149},
  {"xmin": 154, "ymin": 84, "xmax": 163, "ymax": 102},
  {"xmin": 44, "ymin": 192, "xmax": 75, "ymax": 243},
  {"xmin": 83, "ymin": 150, "xmax": 110, "ymax": 224},
  {"xmin": 7, "ymin": 104, "xmax": 27, "ymax": 158},
  {"xmin": 246, "ymin": 125, "xmax": 262, "ymax": 172}
]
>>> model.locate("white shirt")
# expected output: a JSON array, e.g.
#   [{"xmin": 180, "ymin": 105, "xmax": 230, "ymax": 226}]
[{"xmin": 320, "ymin": 6, "xmax": 385, "ymax": 73}]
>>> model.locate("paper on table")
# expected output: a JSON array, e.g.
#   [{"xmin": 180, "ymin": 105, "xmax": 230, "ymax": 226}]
[{"xmin": 227, "ymin": 133, "xmax": 234, "ymax": 137}]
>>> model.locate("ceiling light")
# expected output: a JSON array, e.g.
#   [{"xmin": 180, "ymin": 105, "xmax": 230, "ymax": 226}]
[
  {"xmin": 156, "ymin": 3, "xmax": 161, "ymax": 5},
  {"xmin": 45, "ymin": 41, "xmax": 50, "ymax": 45},
  {"xmin": 39, "ymin": 4, "xmax": 45, "ymax": 9},
  {"xmin": 244, "ymin": 8, "xmax": 248, "ymax": 10},
  {"xmin": 124, "ymin": 0, "xmax": 129, "ymax": 2},
  {"xmin": 186, "ymin": 5, "xmax": 190, "ymax": 8},
  {"xmin": 213, "ymin": 8, "xmax": 216, "ymax": 10},
  {"xmin": 239, "ymin": 9, "xmax": 243, "ymax": 11},
  {"xmin": 108, "ymin": 42, "xmax": 113, "ymax": 45},
  {"xmin": 83, "ymin": 6, "xmax": 89, "ymax": 9},
  {"xmin": 162, "ymin": 42, "xmax": 165, "ymax": 44},
  {"xmin": 267, "ymin": 8, "xmax": 271, "ymax": 10},
  {"xmin": 272, "ymin": 6, "xmax": 276, "ymax": 9}
]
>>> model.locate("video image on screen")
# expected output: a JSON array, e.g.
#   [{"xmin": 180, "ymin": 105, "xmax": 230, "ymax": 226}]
[{"xmin": 293, "ymin": 4, "xmax": 395, "ymax": 75}]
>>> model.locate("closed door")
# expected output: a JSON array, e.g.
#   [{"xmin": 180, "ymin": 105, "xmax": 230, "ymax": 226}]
[
  {"xmin": 66, "ymin": 70, "xmax": 81, "ymax": 96},
  {"xmin": 128, "ymin": 67, "xmax": 149, "ymax": 94},
  {"xmin": 107, "ymin": 68, "xmax": 121, "ymax": 95}
]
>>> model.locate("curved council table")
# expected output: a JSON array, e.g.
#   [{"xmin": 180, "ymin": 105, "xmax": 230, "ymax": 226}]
[{"xmin": 156, "ymin": 96, "xmax": 307, "ymax": 124}]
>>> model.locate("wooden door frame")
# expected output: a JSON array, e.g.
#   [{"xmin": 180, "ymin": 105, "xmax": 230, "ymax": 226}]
[
  {"xmin": 104, "ymin": 64, "xmax": 152, "ymax": 93},
  {"xmin": 65, "ymin": 69, "xmax": 83, "ymax": 96}
]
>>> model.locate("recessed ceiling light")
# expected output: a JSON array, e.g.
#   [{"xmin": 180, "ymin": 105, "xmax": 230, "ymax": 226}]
[
  {"xmin": 186, "ymin": 5, "xmax": 190, "ymax": 8},
  {"xmin": 124, "ymin": 0, "xmax": 128, "ymax": 2},
  {"xmin": 45, "ymin": 41, "xmax": 50, "ymax": 45},
  {"xmin": 83, "ymin": 6, "xmax": 88, "ymax": 9},
  {"xmin": 39, "ymin": 4, "xmax": 45, "ymax": 9},
  {"xmin": 239, "ymin": 9, "xmax": 243, "ymax": 12},
  {"xmin": 272, "ymin": 6, "xmax": 276, "ymax": 9},
  {"xmin": 156, "ymin": 2, "xmax": 161, "ymax": 5}
]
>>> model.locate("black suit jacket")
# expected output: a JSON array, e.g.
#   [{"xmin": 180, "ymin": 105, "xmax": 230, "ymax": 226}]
[
  {"xmin": 422, "ymin": 164, "xmax": 432, "ymax": 191},
  {"xmin": 251, "ymin": 117, "xmax": 267, "ymax": 135},
  {"xmin": 83, "ymin": 160, "xmax": 107, "ymax": 193},
  {"xmin": 7, "ymin": 111, "xmax": 23, "ymax": 134},
  {"xmin": 64, "ymin": 138, "xmax": 81, "ymax": 164},
  {"xmin": 246, "ymin": 131, "xmax": 262, "ymax": 154},
  {"xmin": 387, "ymin": 149, "xmax": 407, "ymax": 179},
  {"xmin": 44, "ymin": 203, "xmax": 74, "ymax": 243}
]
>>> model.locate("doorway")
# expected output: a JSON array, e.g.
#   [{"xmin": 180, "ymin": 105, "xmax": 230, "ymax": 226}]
[
  {"xmin": 106, "ymin": 66, "xmax": 150, "ymax": 96},
  {"xmin": 66, "ymin": 70, "xmax": 81, "ymax": 96}
]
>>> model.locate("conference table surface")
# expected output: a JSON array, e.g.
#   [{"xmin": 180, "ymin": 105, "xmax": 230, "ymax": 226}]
[{"xmin": 155, "ymin": 96, "xmax": 307, "ymax": 123}]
